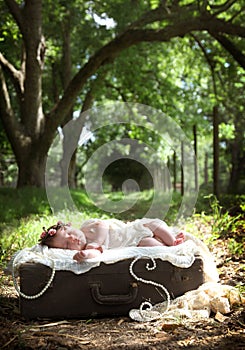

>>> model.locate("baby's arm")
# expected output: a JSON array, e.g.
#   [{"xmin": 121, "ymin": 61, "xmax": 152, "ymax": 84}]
[
  {"xmin": 73, "ymin": 243, "xmax": 103, "ymax": 262},
  {"xmin": 73, "ymin": 249, "xmax": 101, "ymax": 261}
]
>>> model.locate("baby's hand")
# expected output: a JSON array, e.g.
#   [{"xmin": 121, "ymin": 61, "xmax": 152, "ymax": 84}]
[
  {"xmin": 85, "ymin": 242, "xmax": 103, "ymax": 252},
  {"xmin": 73, "ymin": 248, "xmax": 102, "ymax": 262}
]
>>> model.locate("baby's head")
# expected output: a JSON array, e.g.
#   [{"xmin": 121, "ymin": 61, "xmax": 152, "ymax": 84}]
[
  {"xmin": 39, "ymin": 221, "xmax": 86, "ymax": 250},
  {"xmin": 39, "ymin": 221, "xmax": 67, "ymax": 247}
]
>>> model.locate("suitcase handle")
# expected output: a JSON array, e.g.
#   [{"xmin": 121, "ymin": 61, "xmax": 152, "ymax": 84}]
[{"xmin": 90, "ymin": 282, "xmax": 138, "ymax": 305}]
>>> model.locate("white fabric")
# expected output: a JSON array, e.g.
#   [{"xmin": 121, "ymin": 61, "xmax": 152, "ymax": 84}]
[
  {"xmin": 10, "ymin": 232, "xmax": 219, "ymax": 283},
  {"xmin": 81, "ymin": 218, "xmax": 155, "ymax": 248},
  {"xmin": 129, "ymin": 282, "xmax": 243, "ymax": 322}
]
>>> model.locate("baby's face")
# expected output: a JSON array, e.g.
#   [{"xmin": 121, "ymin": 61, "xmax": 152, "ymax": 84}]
[{"xmin": 48, "ymin": 225, "xmax": 86, "ymax": 250}]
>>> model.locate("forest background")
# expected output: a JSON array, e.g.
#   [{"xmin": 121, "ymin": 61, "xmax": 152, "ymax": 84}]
[
  {"xmin": 0, "ymin": 0, "xmax": 244, "ymax": 261},
  {"xmin": 0, "ymin": 1, "xmax": 244, "ymax": 349}
]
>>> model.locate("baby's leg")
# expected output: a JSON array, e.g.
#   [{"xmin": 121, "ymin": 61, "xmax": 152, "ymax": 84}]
[
  {"xmin": 137, "ymin": 237, "xmax": 166, "ymax": 247},
  {"xmin": 143, "ymin": 219, "xmax": 185, "ymax": 246}
]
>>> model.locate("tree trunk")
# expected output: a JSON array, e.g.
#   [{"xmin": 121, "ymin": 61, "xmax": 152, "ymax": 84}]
[
  {"xmin": 59, "ymin": 12, "xmax": 75, "ymax": 188},
  {"xmin": 1, "ymin": 0, "xmax": 244, "ymax": 188},
  {"xmin": 227, "ymin": 121, "xmax": 244, "ymax": 194},
  {"xmin": 213, "ymin": 105, "xmax": 219, "ymax": 197},
  {"xmin": 16, "ymin": 146, "xmax": 46, "ymax": 187},
  {"xmin": 193, "ymin": 124, "xmax": 198, "ymax": 191},
  {"xmin": 167, "ymin": 156, "xmax": 171, "ymax": 190},
  {"xmin": 173, "ymin": 151, "xmax": 177, "ymax": 192},
  {"xmin": 21, "ymin": 0, "xmax": 45, "ymax": 135},
  {"xmin": 204, "ymin": 152, "xmax": 209, "ymax": 185},
  {"xmin": 0, "ymin": 0, "xmax": 47, "ymax": 188},
  {"xmin": 181, "ymin": 141, "xmax": 184, "ymax": 196}
]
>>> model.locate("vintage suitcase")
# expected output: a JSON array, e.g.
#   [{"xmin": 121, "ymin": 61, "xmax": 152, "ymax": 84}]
[{"xmin": 19, "ymin": 257, "xmax": 204, "ymax": 319}]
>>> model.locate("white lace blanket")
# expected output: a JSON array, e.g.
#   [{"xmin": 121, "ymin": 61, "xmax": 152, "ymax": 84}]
[{"xmin": 10, "ymin": 233, "xmax": 219, "ymax": 283}]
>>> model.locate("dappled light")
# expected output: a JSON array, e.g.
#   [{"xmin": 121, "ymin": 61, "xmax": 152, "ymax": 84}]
[{"xmin": 0, "ymin": 0, "xmax": 244, "ymax": 348}]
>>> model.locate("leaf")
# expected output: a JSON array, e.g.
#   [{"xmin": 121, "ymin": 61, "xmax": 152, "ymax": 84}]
[
  {"xmin": 214, "ymin": 312, "xmax": 228, "ymax": 323},
  {"xmin": 161, "ymin": 323, "xmax": 182, "ymax": 331},
  {"xmin": 150, "ymin": 0, "xmax": 160, "ymax": 10}
]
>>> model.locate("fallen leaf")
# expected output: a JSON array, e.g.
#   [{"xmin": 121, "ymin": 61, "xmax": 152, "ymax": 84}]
[
  {"xmin": 161, "ymin": 323, "xmax": 181, "ymax": 331},
  {"xmin": 117, "ymin": 319, "xmax": 125, "ymax": 326},
  {"xmin": 37, "ymin": 338, "xmax": 47, "ymax": 347},
  {"xmin": 215, "ymin": 312, "xmax": 229, "ymax": 323},
  {"xmin": 31, "ymin": 320, "xmax": 69, "ymax": 329}
]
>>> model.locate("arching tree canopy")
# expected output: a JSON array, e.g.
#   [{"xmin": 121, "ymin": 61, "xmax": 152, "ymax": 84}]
[{"xmin": 0, "ymin": 0, "xmax": 244, "ymax": 188}]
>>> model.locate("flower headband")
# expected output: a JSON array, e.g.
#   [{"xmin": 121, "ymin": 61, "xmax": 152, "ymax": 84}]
[
  {"xmin": 39, "ymin": 221, "xmax": 69, "ymax": 244},
  {"xmin": 40, "ymin": 227, "xmax": 57, "ymax": 240}
]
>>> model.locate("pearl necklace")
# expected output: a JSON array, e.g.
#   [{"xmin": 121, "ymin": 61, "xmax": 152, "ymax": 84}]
[
  {"xmin": 12, "ymin": 250, "xmax": 56, "ymax": 300},
  {"xmin": 129, "ymin": 256, "xmax": 170, "ymax": 321}
]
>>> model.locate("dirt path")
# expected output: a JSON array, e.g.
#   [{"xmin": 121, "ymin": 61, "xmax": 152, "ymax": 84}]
[{"xmin": 0, "ymin": 236, "xmax": 244, "ymax": 350}]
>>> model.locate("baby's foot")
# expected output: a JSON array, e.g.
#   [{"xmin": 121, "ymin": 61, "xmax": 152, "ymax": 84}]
[
  {"xmin": 174, "ymin": 232, "xmax": 185, "ymax": 245},
  {"xmin": 176, "ymin": 232, "xmax": 185, "ymax": 239}
]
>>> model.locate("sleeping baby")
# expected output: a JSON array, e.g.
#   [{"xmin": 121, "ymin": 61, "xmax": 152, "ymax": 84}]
[{"xmin": 39, "ymin": 218, "xmax": 185, "ymax": 262}]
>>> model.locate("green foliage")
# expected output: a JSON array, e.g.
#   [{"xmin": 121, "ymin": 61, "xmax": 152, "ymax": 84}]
[
  {"xmin": 196, "ymin": 189, "xmax": 245, "ymax": 215},
  {"xmin": 227, "ymin": 238, "xmax": 244, "ymax": 256},
  {"xmin": 0, "ymin": 120, "xmax": 17, "ymax": 186},
  {"xmin": 0, "ymin": 187, "xmax": 244, "ymax": 292},
  {"xmin": 149, "ymin": 0, "xmax": 161, "ymax": 10},
  {"xmin": 218, "ymin": 195, "xmax": 245, "ymax": 217},
  {"xmin": 0, "ymin": 188, "xmax": 52, "ymax": 223},
  {"xmin": 0, "ymin": 0, "xmax": 244, "ymax": 192},
  {"xmin": 0, "ymin": 187, "xmax": 112, "ymax": 224},
  {"xmin": 204, "ymin": 194, "xmax": 244, "ymax": 238},
  {"xmin": 0, "ymin": 215, "xmax": 51, "ymax": 263},
  {"xmin": 0, "ymin": 187, "xmax": 183, "ymax": 265}
]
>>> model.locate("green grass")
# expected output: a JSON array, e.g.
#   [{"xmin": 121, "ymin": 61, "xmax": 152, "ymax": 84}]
[
  {"xmin": 0, "ymin": 187, "xmax": 52, "ymax": 222},
  {"xmin": 0, "ymin": 187, "xmax": 184, "ymax": 225},
  {"xmin": 0, "ymin": 187, "xmax": 182, "ymax": 264},
  {"xmin": 0, "ymin": 187, "xmax": 244, "ymax": 269}
]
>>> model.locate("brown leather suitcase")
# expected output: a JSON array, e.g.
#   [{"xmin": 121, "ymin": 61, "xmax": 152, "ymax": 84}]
[{"xmin": 19, "ymin": 257, "xmax": 204, "ymax": 319}]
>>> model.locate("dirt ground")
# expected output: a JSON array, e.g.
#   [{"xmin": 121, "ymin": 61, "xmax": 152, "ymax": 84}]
[{"xmin": 0, "ymin": 237, "xmax": 244, "ymax": 350}]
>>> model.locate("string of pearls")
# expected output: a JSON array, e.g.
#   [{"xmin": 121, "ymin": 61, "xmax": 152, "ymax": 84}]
[
  {"xmin": 129, "ymin": 256, "xmax": 170, "ymax": 321},
  {"xmin": 12, "ymin": 250, "xmax": 56, "ymax": 300}
]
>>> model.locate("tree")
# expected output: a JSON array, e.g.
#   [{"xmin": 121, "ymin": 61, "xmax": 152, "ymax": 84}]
[{"xmin": 0, "ymin": 0, "xmax": 244, "ymax": 187}]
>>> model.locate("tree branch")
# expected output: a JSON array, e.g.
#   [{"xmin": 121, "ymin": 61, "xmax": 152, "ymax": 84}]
[
  {"xmin": 191, "ymin": 35, "xmax": 217, "ymax": 97},
  {"xmin": 127, "ymin": 4, "xmax": 176, "ymax": 29},
  {"xmin": 209, "ymin": 32, "xmax": 245, "ymax": 69},
  {"xmin": 127, "ymin": 2, "xmax": 202, "ymax": 30},
  {"xmin": 0, "ymin": 66, "xmax": 26, "ymax": 156},
  {"xmin": 228, "ymin": 6, "xmax": 245, "ymax": 22},
  {"xmin": 4, "ymin": 0, "xmax": 25, "ymax": 35},
  {"xmin": 46, "ymin": 12, "xmax": 245, "ymax": 132},
  {"xmin": 0, "ymin": 52, "xmax": 24, "ymax": 98},
  {"xmin": 209, "ymin": 0, "xmax": 237, "ymax": 15}
]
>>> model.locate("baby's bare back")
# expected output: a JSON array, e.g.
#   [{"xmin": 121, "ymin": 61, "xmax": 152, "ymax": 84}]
[{"xmin": 81, "ymin": 219, "xmax": 110, "ymax": 246}]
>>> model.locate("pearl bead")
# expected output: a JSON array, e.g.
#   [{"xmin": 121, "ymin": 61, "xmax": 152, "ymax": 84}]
[
  {"xmin": 12, "ymin": 250, "xmax": 56, "ymax": 300},
  {"xmin": 129, "ymin": 256, "xmax": 170, "ymax": 321}
]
